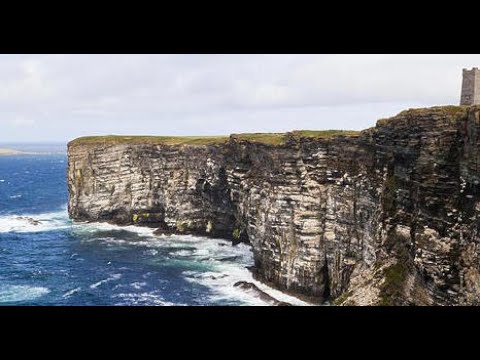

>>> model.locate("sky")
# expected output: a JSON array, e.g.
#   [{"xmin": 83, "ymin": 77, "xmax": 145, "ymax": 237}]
[{"xmin": 0, "ymin": 54, "xmax": 479, "ymax": 143}]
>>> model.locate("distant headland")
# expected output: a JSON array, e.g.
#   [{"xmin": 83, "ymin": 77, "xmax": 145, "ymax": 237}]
[{"xmin": 0, "ymin": 148, "xmax": 36, "ymax": 156}]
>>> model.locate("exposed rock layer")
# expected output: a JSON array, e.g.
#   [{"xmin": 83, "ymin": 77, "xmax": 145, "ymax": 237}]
[{"xmin": 68, "ymin": 106, "xmax": 480, "ymax": 305}]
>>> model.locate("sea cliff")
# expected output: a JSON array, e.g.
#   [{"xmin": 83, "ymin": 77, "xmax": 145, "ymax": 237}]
[{"xmin": 68, "ymin": 106, "xmax": 480, "ymax": 305}]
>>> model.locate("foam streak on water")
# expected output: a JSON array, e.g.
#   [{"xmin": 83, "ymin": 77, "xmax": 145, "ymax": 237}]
[
  {"xmin": 90, "ymin": 274, "xmax": 122, "ymax": 289},
  {"xmin": 63, "ymin": 287, "xmax": 82, "ymax": 298}
]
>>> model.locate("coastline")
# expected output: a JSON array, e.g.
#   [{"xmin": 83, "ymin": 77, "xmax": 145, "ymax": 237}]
[
  {"xmin": 0, "ymin": 148, "xmax": 40, "ymax": 156},
  {"xmin": 69, "ymin": 217, "xmax": 313, "ymax": 306}
]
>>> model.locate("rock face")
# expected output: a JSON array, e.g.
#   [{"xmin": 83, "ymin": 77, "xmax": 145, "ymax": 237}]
[{"xmin": 68, "ymin": 106, "xmax": 480, "ymax": 305}]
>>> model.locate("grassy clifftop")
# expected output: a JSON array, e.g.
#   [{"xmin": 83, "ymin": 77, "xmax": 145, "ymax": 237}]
[
  {"xmin": 376, "ymin": 105, "xmax": 470, "ymax": 127},
  {"xmin": 70, "ymin": 130, "xmax": 360, "ymax": 147},
  {"xmin": 68, "ymin": 105, "xmax": 480, "ymax": 147},
  {"xmin": 232, "ymin": 130, "xmax": 359, "ymax": 145},
  {"xmin": 69, "ymin": 135, "xmax": 230, "ymax": 146}
]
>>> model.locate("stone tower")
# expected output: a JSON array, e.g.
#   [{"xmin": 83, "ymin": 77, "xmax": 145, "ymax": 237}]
[{"xmin": 460, "ymin": 67, "xmax": 480, "ymax": 105}]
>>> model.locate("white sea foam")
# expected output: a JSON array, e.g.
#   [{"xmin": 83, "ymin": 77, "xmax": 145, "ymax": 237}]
[
  {"xmin": 81, "ymin": 236, "xmax": 128, "ymax": 245},
  {"xmin": 0, "ymin": 208, "xmax": 70, "ymax": 233},
  {"xmin": 144, "ymin": 249, "xmax": 158, "ymax": 256},
  {"xmin": 9, "ymin": 195, "xmax": 22, "ymax": 199},
  {"xmin": 63, "ymin": 287, "xmax": 81, "ymax": 298},
  {"xmin": 112, "ymin": 292, "xmax": 179, "ymax": 306},
  {"xmin": 105, "ymin": 230, "xmax": 310, "ymax": 305},
  {"xmin": 183, "ymin": 262, "xmax": 312, "ymax": 306},
  {"xmin": 0, "ymin": 198, "xmax": 313, "ymax": 305},
  {"xmin": 130, "ymin": 282, "xmax": 147, "ymax": 290},
  {"xmin": 164, "ymin": 240, "xmax": 312, "ymax": 306},
  {"xmin": 0, "ymin": 285, "xmax": 50, "ymax": 303},
  {"xmin": 78, "ymin": 222, "xmax": 312, "ymax": 306},
  {"xmin": 90, "ymin": 274, "xmax": 122, "ymax": 289},
  {"xmin": 73, "ymin": 221, "xmax": 156, "ymax": 238},
  {"xmin": 171, "ymin": 249, "xmax": 195, "ymax": 257},
  {"xmin": 0, "ymin": 209, "xmax": 312, "ymax": 306},
  {"xmin": 142, "ymin": 272, "xmax": 154, "ymax": 279}
]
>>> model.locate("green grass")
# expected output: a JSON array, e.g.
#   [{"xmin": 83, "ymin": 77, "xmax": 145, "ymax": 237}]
[
  {"xmin": 376, "ymin": 228, "xmax": 412, "ymax": 306},
  {"xmin": 69, "ymin": 135, "xmax": 230, "ymax": 146},
  {"xmin": 232, "ymin": 130, "xmax": 359, "ymax": 145},
  {"xmin": 397, "ymin": 105, "xmax": 467, "ymax": 117},
  {"xmin": 333, "ymin": 290, "xmax": 354, "ymax": 305},
  {"xmin": 377, "ymin": 262, "xmax": 408, "ymax": 306},
  {"xmin": 290, "ymin": 130, "xmax": 360, "ymax": 139},
  {"xmin": 231, "ymin": 133, "xmax": 287, "ymax": 145},
  {"xmin": 232, "ymin": 228, "xmax": 241, "ymax": 241},
  {"xmin": 70, "ymin": 105, "xmax": 473, "ymax": 147},
  {"xmin": 71, "ymin": 130, "xmax": 360, "ymax": 147},
  {"xmin": 377, "ymin": 105, "xmax": 469, "ymax": 127}
]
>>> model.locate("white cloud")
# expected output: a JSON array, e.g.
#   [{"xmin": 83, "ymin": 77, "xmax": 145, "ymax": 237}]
[
  {"xmin": 8, "ymin": 117, "xmax": 36, "ymax": 127},
  {"xmin": 0, "ymin": 54, "xmax": 478, "ymax": 142}
]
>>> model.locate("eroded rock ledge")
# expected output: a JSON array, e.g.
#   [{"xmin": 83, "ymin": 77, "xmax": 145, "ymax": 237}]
[{"xmin": 68, "ymin": 106, "xmax": 480, "ymax": 305}]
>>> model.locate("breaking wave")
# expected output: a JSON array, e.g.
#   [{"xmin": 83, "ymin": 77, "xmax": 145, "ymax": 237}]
[
  {"xmin": 0, "ymin": 205, "xmax": 312, "ymax": 306},
  {"xmin": 0, "ymin": 285, "xmax": 50, "ymax": 303},
  {"xmin": 62, "ymin": 287, "xmax": 82, "ymax": 298},
  {"xmin": 76, "ymin": 221, "xmax": 312, "ymax": 306},
  {"xmin": 112, "ymin": 292, "xmax": 179, "ymax": 306},
  {"xmin": 0, "ymin": 207, "xmax": 70, "ymax": 234},
  {"xmin": 90, "ymin": 274, "xmax": 122, "ymax": 289}
]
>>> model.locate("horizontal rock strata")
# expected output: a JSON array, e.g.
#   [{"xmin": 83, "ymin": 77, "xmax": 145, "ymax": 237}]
[{"xmin": 68, "ymin": 106, "xmax": 480, "ymax": 305}]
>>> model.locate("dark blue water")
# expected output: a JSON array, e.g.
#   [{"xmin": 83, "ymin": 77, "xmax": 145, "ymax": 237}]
[{"xmin": 0, "ymin": 145, "xmax": 304, "ymax": 306}]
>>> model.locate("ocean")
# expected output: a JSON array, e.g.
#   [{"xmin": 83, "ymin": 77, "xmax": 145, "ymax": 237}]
[{"xmin": 0, "ymin": 144, "xmax": 307, "ymax": 306}]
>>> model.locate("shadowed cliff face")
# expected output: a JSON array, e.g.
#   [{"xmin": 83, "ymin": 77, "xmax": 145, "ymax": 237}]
[{"xmin": 68, "ymin": 106, "xmax": 480, "ymax": 305}]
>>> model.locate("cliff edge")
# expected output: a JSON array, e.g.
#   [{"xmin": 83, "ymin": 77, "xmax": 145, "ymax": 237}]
[{"xmin": 68, "ymin": 105, "xmax": 480, "ymax": 305}]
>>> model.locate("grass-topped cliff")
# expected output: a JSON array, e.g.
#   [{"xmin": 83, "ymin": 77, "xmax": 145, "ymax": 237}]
[
  {"xmin": 68, "ymin": 104, "xmax": 480, "ymax": 305},
  {"xmin": 376, "ymin": 105, "xmax": 469, "ymax": 127},
  {"xmin": 69, "ymin": 130, "xmax": 360, "ymax": 147},
  {"xmin": 70, "ymin": 106, "xmax": 475, "ymax": 148},
  {"xmin": 68, "ymin": 135, "xmax": 231, "ymax": 146}
]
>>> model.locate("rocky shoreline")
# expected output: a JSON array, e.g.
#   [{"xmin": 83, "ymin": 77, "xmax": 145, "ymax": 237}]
[{"xmin": 68, "ymin": 105, "xmax": 480, "ymax": 305}]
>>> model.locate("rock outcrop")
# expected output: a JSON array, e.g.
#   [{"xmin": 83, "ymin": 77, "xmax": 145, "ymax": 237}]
[{"xmin": 68, "ymin": 106, "xmax": 480, "ymax": 305}]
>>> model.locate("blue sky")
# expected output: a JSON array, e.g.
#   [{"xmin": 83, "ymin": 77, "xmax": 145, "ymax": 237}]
[{"xmin": 0, "ymin": 54, "xmax": 479, "ymax": 143}]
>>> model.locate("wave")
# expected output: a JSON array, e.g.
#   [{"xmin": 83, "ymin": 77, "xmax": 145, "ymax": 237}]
[
  {"xmin": 183, "ymin": 262, "xmax": 312, "ymax": 306},
  {"xmin": 0, "ymin": 208, "xmax": 312, "ymax": 305},
  {"xmin": 0, "ymin": 208, "xmax": 70, "ymax": 233},
  {"xmin": 112, "ymin": 292, "xmax": 180, "ymax": 306},
  {"xmin": 63, "ymin": 287, "xmax": 82, "ymax": 298},
  {"xmin": 77, "ymin": 221, "xmax": 312, "ymax": 306},
  {"xmin": 130, "ymin": 282, "xmax": 147, "ymax": 290},
  {"xmin": 0, "ymin": 285, "xmax": 50, "ymax": 303},
  {"xmin": 90, "ymin": 274, "xmax": 122, "ymax": 289},
  {"xmin": 73, "ymin": 221, "xmax": 157, "ymax": 238}
]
